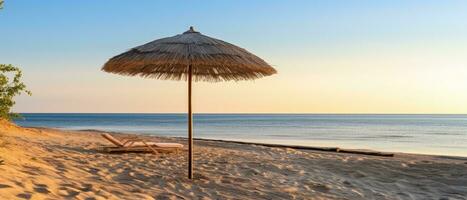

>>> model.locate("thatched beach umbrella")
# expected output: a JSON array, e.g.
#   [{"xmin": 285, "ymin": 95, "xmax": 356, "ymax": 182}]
[{"xmin": 102, "ymin": 27, "xmax": 277, "ymax": 179}]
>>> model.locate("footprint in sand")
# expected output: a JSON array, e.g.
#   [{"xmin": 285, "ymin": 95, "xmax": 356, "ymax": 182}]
[
  {"xmin": 58, "ymin": 188, "xmax": 80, "ymax": 198},
  {"xmin": 312, "ymin": 183, "xmax": 331, "ymax": 192},
  {"xmin": 79, "ymin": 183, "xmax": 93, "ymax": 192},
  {"xmin": 156, "ymin": 192, "xmax": 185, "ymax": 200},
  {"xmin": 231, "ymin": 177, "xmax": 249, "ymax": 183},
  {"xmin": 33, "ymin": 183, "xmax": 50, "ymax": 194},
  {"xmin": 16, "ymin": 193, "xmax": 32, "ymax": 199},
  {"xmin": 58, "ymin": 185, "xmax": 81, "ymax": 198},
  {"xmin": 343, "ymin": 180, "xmax": 353, "ymax": 187}
]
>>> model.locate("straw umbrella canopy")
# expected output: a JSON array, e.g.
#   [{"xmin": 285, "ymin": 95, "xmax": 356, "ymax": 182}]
[{"xmin": 102, "ymin": 26, "xmax": 277, "ymax": 179}]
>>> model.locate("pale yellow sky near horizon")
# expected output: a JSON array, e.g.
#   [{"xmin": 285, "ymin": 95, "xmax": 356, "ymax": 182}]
[{"xmin": 13, "ymin": 41, "xmax": 467, "ymax": 114}]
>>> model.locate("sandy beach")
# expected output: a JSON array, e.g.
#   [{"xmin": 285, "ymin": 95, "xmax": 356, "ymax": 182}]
[{"xmin": 1, "ymin": 120, "xmax": 466, "ymax": 200}]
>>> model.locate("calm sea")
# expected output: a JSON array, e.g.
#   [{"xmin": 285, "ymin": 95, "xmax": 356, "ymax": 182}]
[{"xmin": 14, "ymin": 113, "xmax": 467, "ymax": 157}]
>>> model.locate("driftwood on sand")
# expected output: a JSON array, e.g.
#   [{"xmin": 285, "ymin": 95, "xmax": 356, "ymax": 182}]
[{"xmin": 192, "ymin": 138, "xmax": 395, "ymax": 157}]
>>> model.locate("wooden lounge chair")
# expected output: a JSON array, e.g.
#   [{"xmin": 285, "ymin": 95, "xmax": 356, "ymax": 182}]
[{"xmin": 100, "ymin": 133, "xmax": 183, "ymax": 154}]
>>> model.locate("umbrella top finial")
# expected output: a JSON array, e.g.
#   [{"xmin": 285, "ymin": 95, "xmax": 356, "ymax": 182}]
[{"xmin": 184, "ymin": 26, "xmax": 199, "ymax": 34}]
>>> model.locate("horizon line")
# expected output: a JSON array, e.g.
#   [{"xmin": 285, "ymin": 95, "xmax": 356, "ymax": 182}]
[{"xmin": 15, "ymin": 112, "xmax": 467, "ymax": 115}]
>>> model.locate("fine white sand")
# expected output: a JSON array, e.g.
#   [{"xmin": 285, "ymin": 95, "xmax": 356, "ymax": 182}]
[{"xmin": 1, "ymin": 119, "xmax": 466, "ymax": 199}]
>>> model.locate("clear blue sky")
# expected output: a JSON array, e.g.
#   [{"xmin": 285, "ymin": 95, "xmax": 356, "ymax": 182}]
[{"xmin": 2, "ymin": 1, "xmax": 467, "ymax": 113}]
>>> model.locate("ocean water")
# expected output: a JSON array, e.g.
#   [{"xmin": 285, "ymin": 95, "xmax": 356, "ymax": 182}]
[{"xmin": 13, "ymin": 113, "xmax": 467, "ymax": 157}]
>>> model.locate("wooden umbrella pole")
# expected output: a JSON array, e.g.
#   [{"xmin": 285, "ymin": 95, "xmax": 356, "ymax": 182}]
[{"xmin": 188, "ymin": 64, "xmax": 193, "ymax": 179}]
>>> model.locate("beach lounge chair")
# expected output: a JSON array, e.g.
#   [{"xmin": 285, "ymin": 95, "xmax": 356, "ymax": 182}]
[{"xmin": 100, "ymin": 133, "xmax": 183, "ymax": 154}]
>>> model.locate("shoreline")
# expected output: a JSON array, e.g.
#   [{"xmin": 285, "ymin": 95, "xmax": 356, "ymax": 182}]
[
  {"xmin": 29, "ymin": 127, "xmax": 466, "ymax": 159},
  {"xmin": 15, "ymin": 113, "xmax": 467, "ymax": 158},
  {"xmin": 78, "ymin": 129, "xmax": 467, "ymax": 159}
]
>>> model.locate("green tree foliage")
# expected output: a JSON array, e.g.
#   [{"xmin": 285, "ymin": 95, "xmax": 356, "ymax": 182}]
[
  {"xmin": 0, "ymin": 64, "xmax": 31, "ymax": 120},
  {"xmin": 0, "ymin": 0, "xmax": 3, "ymax": 9}
]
